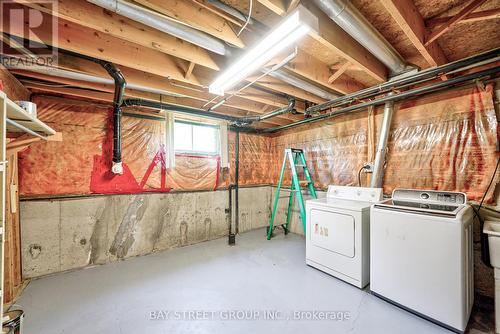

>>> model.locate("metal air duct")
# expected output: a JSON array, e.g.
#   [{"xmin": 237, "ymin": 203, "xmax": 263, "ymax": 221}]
[
  {"xmin": 313, "ymin": 0, "xmax": 414, "ymax": 75},
  {"xmin": 86, "ymin": 0, "xmax": 230, "ymax": 55}
]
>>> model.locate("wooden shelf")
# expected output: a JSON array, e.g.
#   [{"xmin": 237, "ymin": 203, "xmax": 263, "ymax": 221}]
[{"xmin": 0, "ymin": 92, "xmax": 56, "ymax": 136}]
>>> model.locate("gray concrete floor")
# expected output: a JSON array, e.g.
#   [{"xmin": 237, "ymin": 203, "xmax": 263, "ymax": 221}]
[{"xmin": 15, "ymin": 228, "xmax": 488, "ymax": 334}]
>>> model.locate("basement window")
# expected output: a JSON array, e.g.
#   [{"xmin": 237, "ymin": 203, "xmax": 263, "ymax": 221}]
[{"xmin": 174, "ymin": 120, "xmax": 219, "ymax": 155}]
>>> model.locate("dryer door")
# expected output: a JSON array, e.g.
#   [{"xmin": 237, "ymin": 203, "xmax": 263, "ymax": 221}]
[{"xmin": 310, "ymin": 208, "xmax": 355, "ymax": 258}]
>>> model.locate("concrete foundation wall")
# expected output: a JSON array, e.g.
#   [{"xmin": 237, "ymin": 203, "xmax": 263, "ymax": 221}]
[{"xmin": 20, "ymin": 186, "xmax": 271, "ymax": 279}]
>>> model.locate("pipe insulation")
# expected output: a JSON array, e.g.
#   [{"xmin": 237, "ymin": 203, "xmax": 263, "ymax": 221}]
[
  {"xmin": 313, "ymin": 0, "xmax": 413, "ymax": 75},
  {"xmin": 86, "ymin": 0, "xmax": 231, "ymax": 55},
  {"xmin": 370, "ymin": 93, "xmax": 394, "ymax": 188}
]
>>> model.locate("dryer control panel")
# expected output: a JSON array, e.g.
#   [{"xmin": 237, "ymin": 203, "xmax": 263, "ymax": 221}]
[{"xmin": 327, "ymin": 185, "xmax": 383, "ymax": 202}]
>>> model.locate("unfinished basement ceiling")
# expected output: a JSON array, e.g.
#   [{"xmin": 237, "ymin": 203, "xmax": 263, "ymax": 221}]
[{"xmin": 4, "ymin": 0, "xmax": 500, "ymax": 130}]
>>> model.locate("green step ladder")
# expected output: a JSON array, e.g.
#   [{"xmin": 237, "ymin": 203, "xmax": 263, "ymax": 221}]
[{"xmin": 267, "ymin": 148, "xmax": 317, "ymax": 240}]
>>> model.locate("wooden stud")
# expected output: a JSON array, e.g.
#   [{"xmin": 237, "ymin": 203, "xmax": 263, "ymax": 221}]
[
  {"xmin": 134, "ymin": 0, "xmax": 245, "ymax": 48},
  {"xmin": 380, "ymin": 0, "xmax": 447, "ymax": 67},
  {"xmin": 258, "ymin": 0, "xmax": 287, "ymax": 15},
  {"xmin": 16, "ymin": 0, "xmax": 220, "ymax": 71},
  {"xmin": 259, "ymin": 0, "xmax": 388, "ymax": 82},
  {"xmin": 185, "ymin": 62, "xmax": 196, "ymax": 79},
  {"xmin": 286, "ymin": 51, "xmax": 364, "ymax": 94},
  {"xmin": 426, "ymin": 8, "xmax": 500, "ymax": 28},
  {"xmin": 425, "ymin": 0, "xmax": 488, "ymax": 46},
  {"xmin": 1, "ymin": 12, "xmax": 202, "ymax": 86},
  {"xmin": 328, "ymin": 62, "xmax": 351, "ymax": 84}
]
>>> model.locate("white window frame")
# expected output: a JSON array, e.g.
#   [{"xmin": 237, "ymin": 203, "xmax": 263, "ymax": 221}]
[{"xmin": 174, "ymin": 120, "xmax": 220, "ymax": 156}]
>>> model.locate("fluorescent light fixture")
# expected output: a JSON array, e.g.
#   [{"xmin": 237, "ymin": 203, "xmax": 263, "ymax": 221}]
[{"xmin": 209, "ymin": 5, "xmax": 318, "ymax": 96}]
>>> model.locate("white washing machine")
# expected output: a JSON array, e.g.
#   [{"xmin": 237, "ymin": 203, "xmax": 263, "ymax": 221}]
[
  {"xmin": 370, "ymin": 189, "xmax": 474, "ymax": 333},
  {"xmin": 306, "ymin": 186, "xmax": 383, "ymax": 288}
]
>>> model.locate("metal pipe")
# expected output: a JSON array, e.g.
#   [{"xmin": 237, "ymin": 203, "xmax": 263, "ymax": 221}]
[
  {"xmin": 228, "ymin": 184, "xmax": 235, "ymax": 245},
  {"xmin": 122, "ymin": 98, "xmax": 242, "ymax": 122},
  {"xmin": 238, "ymin": 97, "xmax": 295, "ymax": 123},
  {"xmin": 6, "ymin": 118, "xmax": 48, "ymax": 140},
  {"xmin": 86, "ymin": 0, "xmax": 231, "ymax": 55},
  {"xmin": 265, "ymin": 69, "xmax": 341, "ymax": 100},
  {"xmin": 207, "ymin": 0, "xmax": 258, "ymax": 26},
  {"xmin": 370, "ymin": 93, "xmax": 394, "ymax": 188},
  {"xmin": 100, "ymin": 62, "xmax": 126, "ymax": 174},
  {"xmin": 313, "ymin": 0, "xmax": 414, "ymax": 76},
  {"xmin": 22, "ymin": 67, "xmax": 186, "ymax": 97},
  {"xmin": 235, "ymin": 130, "xmax": 240, "ymax": 235},
  {"xmin": 262, "ymin": 65, "xmax": 500, "ymax": 133},
  {"xmin": 306, "ymin": 47, "xmax": 500, "ymax": 114}
]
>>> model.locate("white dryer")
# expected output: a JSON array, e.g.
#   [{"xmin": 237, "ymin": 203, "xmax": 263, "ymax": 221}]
[
  {"xmin": 370, "ymin": 189, "xmax": 474, "ymax": 333},
  {"xmin": 306, "ymin": 186, "xmax": 383, "ymax": 288}
]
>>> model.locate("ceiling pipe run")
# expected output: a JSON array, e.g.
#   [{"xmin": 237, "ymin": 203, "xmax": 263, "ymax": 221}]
[
  {"xmin": 122, "ymin": 98, "xmax": 294, "ymax": 126},
  {"xmin": 261, "ymin": 64, "xmax": 500, "ymax": 133},
  {"xmin": 306, "ymin": 48, "xmax": 500, "ymax": 114},
  {"xmin": 237, "ymin": 97, "xmax": 295, "ymax": 124},
  {"xmin": 21, "ymin": 67, "xmax": 186, "ymax": 97},
  {"xmin": 264, "ymin": 68, "xmax": 341, "ymax": 100},
  {"xmin": 313, "ymin": 0, "xmax": 414, "ymax": 76},
  {"xmin": 86, "ymin": 0, "xmax": 231, "ymax": 55}
]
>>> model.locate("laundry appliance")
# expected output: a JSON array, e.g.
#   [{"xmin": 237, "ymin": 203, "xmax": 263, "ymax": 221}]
[
  {"xmin": 370, "ymin": 188, "xmax": 474, "ymax": 333},
  {"xmin": 306, "ymin": 185, "xmax": 383, "ymax": 288}
]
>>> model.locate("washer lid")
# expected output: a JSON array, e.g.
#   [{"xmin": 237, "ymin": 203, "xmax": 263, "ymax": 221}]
[{"xmin": 373, "ymin": 199, "xmax": 464, "ymax": 217}]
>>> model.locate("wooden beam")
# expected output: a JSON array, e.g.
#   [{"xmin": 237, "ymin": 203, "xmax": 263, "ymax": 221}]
[
  {"xmin": 134, "ymin": 0, "xmax": 245, "ymax": 48},
  {"xmin": 380, "ymin": 0, "xmax": 447, "ymax": 67},
  {"xmin": 258, "ymin": 0, "xmax": 287, "ymax": 15},
  {"xmin": 286, "ymin": 51, "xmax": 364, "ymax": 94},
  {"xmin": 425, "ymin": 0, "xmax": 488, "ymax": 46},
  {"xmin": 247, "ymin": 75, "xmax": 327, "ymax": 104},
  {"xmin": 287, "ymin": 0, "xmax": 301, "ymax": 12},
  {"xmin": 16, "ymin": 0, "xmax": 220, "ymax": 71},
  {"xmin": 328, "ymin": 62, "xmax": 351, "ymax": 84},
  {"xmin": 7, "ymin": 132, "xmax": 62, "ymax": 155},
  {"xmin": 426, "ymin": 8, "xmax": 500, "ymax": 28},
  {"xmin": 0, "ymin": 65, "xmax": 30, "ymax": 100},
  {"xmin": 262, "ymin": 1, "xmax": 387, "ymax": 82},
  {"xmin": 2, "ymin": 12, "xmax": 202, "ymax": 86},
  {"xmin": 185, "ymin": 62, "xmax": 195, "ymax": 79}
]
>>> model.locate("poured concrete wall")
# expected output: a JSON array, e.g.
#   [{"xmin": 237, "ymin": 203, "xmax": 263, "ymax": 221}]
[{"xmin": 20, "ymin": 186, "xmax": 271, "ymax": 278}]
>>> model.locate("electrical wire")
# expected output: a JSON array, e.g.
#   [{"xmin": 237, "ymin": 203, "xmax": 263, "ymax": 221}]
[
  {"xmin": 475, "ymin": 154, "xmax": 500, "ymax": 218},
  {"xmin": 357, "ymin": 166, "xmax": 364, "ymax": 187},
  {"xmin": 237, "ymin": 0, "xmax": 252, "ymax": 37}
]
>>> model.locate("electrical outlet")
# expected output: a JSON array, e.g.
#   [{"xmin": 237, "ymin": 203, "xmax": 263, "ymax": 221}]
[{"xmin": 362, "ymin": 162, "xmax": 374, "ymax": 173}]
